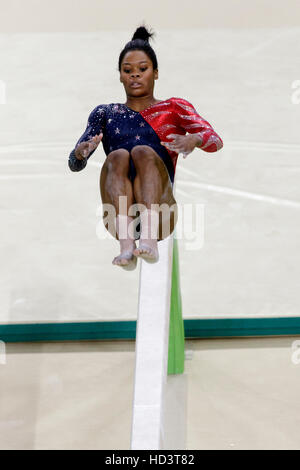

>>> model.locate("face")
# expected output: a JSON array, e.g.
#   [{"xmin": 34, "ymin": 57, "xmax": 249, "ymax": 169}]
[{"xmin": 120, "ymin": 50, "xmax": 158, "ymax": 97}]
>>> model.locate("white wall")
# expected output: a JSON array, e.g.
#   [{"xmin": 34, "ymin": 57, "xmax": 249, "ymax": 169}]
[{"xmin": 0, "ymin": 0, "xmax": 300, "ymax": 32}]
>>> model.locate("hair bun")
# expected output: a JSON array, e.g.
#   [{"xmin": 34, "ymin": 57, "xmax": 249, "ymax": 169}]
[{"xmin": 132, "ymin": 26, "xmax": 154, "ymax": 43}]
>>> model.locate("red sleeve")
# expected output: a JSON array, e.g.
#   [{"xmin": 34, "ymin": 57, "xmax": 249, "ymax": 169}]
[{"xmin": 173, "ymin": 97, "xmax": 223, "ymax": 152}]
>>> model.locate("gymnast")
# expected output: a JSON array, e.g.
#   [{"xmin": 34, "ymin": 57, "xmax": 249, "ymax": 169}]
[{"xmin": 68, "ymin": 25, "xmax": 223, "ymax": 270}]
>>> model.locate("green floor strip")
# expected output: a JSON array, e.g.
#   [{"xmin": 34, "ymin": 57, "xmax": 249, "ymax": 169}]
[{"xmin": 0, "ymin": 317, "xmax": 300, "ymax": 343}]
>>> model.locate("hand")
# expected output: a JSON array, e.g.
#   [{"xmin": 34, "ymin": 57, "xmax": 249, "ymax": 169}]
[
  {"xmin": 75, "ymin": 133, "xmax": 103, "ymax": 160},
  {"xmin": 160, "ymin": 133, "xmax": 200, "ymax": 159}
]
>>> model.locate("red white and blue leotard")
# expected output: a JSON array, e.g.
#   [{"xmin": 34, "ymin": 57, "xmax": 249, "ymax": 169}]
[{"xmin": 68, "ymin": 97, "xmax": 223, "ymax": 185}]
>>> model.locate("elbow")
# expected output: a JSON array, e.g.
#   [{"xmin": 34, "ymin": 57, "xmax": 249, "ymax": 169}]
[
  {"xmin": 202, "ymin": 136, "xmax": 223, "ymax": 153},
  {"xmin": 68, "ymin": 149, "xmax": 87, "ymax": 172},
  {"xmin": 214, "ymin": 138, "xmax": 223, "ymax": 152},
  {"xmin": 68, "ymin": 159, "xmax": 87, "ymax": 172},
  {"xmin": 218, "ymin": 138, "xmax": 224, "ymax": 150},
  {"xmin": 68, "ymin": 159, "xmax": 79, "ymax": 172}
]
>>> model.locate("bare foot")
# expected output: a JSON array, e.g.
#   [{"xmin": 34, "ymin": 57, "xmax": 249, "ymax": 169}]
[
  {"xmin": 113, "ymin": 215, "xmax": 138, "ymax": 270},
  {"xmin": 112, "ymin": 245, "xmax": 138, "ymax": 271},
  {"xmin": 133, "ymin": 241, "xmax": 159, "ymax": 263},
  {"xmin": 134, "ymin": 209, "xmax": 159, "ymax": 263}
]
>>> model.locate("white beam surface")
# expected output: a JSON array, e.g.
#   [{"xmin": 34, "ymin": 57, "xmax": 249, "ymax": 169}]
[{"xmin": 130, "ymin": 234, "xmax": 174, "ymax": 450}]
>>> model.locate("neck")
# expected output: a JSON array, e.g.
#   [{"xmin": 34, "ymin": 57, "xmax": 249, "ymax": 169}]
[{"xmin": 125, "ymin": 94, "xmax": 158, "ymax": 112}]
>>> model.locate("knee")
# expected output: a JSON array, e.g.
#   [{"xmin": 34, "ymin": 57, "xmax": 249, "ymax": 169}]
[
  {"xmin": 106, "ymin": 148, "xmax": 130, "ymax": 172},
  {"xmin": 131, "ymin": 145, "xmax": 155, "ymax": 164}
]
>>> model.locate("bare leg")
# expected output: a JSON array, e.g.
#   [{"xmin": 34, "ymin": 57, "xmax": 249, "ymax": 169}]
[
  {"xmin": 100, "ymin": 149, "xmax": 137, "ymax": 270},
  {"xmin": 130, "ymin": 146, "xmax": 167, "ymax": 263}
]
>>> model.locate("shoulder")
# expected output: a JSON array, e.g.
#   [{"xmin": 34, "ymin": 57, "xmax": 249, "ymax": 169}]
[
  {"xmin": 170, "ymin": 97, "xmax": 197, "ymax": 112},
  {"xmin": 88, "ymin": 104, "xmax": 108, "ymax": 119}
]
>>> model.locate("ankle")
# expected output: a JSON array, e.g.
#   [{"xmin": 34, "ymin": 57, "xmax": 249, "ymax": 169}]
[{"xmin": 140, "ymin": 208, "xmax": 159, "ymax": 241}]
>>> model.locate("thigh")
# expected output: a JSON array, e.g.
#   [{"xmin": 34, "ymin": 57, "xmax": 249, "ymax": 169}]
[
  {"xmin": 131, "ymin": 146, "xmax": 178, "ymax": 241},
  {"xmin": 100, "ymin": 149, "xmax": 140, "ymax": 240},
  {"xmin": 131, "ymin": 145, "xmax": 174, "ymax": 205},
  {"xmin": 100, "ymin": 148, "xmax": 130, "ymax": 202},
  {"xmin": 153, "ymin": 154, "xmax": 178, "ymax": 241}
]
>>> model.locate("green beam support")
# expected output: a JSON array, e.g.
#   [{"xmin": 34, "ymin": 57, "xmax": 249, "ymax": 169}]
[{"xmin": 168, "ymin": 237, "xmax": 185, "ymax": 375}]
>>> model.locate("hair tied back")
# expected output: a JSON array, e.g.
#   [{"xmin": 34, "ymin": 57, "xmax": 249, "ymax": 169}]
[
  {"xmin": 132, "ymin": 26, "xmax": 154, "ymax": 43},
  {"xmin": 118, "ymin": 24, "xmax": 158, "ymax": 72}
]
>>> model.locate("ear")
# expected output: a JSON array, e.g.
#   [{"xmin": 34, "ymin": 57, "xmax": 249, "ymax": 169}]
[{"xmin": 154, "ymin": 69, "xmax": 158, "ymax": 80}]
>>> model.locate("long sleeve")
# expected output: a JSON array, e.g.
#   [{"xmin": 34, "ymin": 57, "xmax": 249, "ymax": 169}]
[
  {"xmin": 68, "ymin": 105, "xmax": 106, "ymax": 172},
  {"xmin": 174, "ymin": 98, "xmax": 223, "ymax": 153}
]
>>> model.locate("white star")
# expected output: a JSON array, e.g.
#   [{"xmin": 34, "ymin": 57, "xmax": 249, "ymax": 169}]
[
  {"xmin": 139, "ymin": 122, "xmax": 145, "ymax": 127},
  {"xmin": 135, "ymin": 135, "xmax": 140, "ymax": 140},
  {"xmin": 115, "ymin": 128, "xmax": 120, "ymax": 134},
  {"xmin": 108, "ymin": 118, "xmax": 113, "ymax": 123},
  {"xmin": 129, "ymin": 114, "xmax": 135, "ymax": 119}
]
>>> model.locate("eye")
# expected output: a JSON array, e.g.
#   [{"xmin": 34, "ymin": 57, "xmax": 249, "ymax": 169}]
[{"xmin": 123, "ymin": 67, "xmax": 147, "ymax": 73}]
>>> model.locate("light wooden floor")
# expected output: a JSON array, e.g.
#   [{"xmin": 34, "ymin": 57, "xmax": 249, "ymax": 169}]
[{"xmin": 0, "ymin": 337, "xmax": 300, "ymax": 450}]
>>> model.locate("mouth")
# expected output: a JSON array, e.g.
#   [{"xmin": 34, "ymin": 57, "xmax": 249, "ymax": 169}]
[{"xmin": 130, "ymin": 82, "xmax": 142, "ymax": 88}]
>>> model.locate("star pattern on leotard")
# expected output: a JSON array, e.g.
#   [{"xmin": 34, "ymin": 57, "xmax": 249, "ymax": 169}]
[{"xmin": 69, "ymin": 98, "xmax": 223, "ymax": 181}]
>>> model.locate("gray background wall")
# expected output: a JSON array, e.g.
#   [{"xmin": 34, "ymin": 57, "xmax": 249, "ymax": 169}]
[{"xmin": 1, "ymin": 0, "xmax": 300, "ymax": 32}]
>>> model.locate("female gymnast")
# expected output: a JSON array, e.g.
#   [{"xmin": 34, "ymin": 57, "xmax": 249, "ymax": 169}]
[{"xmin": 68, "ymin": 25, "xmax": 223, "ymax": 270}]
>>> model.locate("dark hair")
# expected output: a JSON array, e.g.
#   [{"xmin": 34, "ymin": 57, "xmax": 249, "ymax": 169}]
[{"xmin": 118, "ymin": 25, "xmax": 158, "ymax": 72}]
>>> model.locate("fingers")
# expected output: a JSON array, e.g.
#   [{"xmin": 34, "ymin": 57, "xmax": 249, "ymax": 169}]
[
  {"xmin": 90, "ymin": 133, "xmax": 103, "ymax": 146},
  {"xmin": 167, "ymin": 133, "xmax": 182, "ymax": 140},
  {"xmin": 161, "ymin": 141, "xmax": 182, "ymax": 152},
  {"xmin": 86, "ymin": 133, "xmax": 103, "ymax": 154},
  {"xmin": 161, "ymin": 133, "xmax": 193, "ymax": 158},
  {"xmin": 161, "ymin": 133, "xmax": 184, "ymax": 151},
  {"xmin": 160, "ymin": 141, "xmax": 190, "ymax": 159},
  {"xmin": 96, "ymin": 132, "xmax": 103, "ymax": 141},
  {"xmin": 77, "ymin": 141, "xmax": 89, "ymax": 159},
  {"xmin": 87, "ymin": 133, "xmax": 103, "ymax": 143},
  {"xmin": 76, "ymin": 134, "xmax": 102, "ymax": 160},
  {"xmin": 93, "ymin": 132, "xmax": 103, "ymax": 143}
]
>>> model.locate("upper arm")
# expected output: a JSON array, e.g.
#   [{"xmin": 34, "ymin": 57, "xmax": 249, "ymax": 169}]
[{"xmin": 173, "ymin": 98, "xmax": 223, "ymax": 152}]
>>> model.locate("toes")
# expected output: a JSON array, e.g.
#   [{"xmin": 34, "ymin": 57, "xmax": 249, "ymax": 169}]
[
  {"xmin": 112, "ymin": 256, "xmax": 130, "ymax": 266},
  {"xmin": 112, "ymin": 254, "xmax": 137, "ymax": 270},
  {"xmin": 133, "ymin": 249, "xmax": 150, "ymax": 256},
  {"xmin": 133, "ymin": 246, "xmax": 158, "ymax": 260},
  {"xmin": 113, "ymin": 251, "xmax": 138, "ymax": 267}
]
